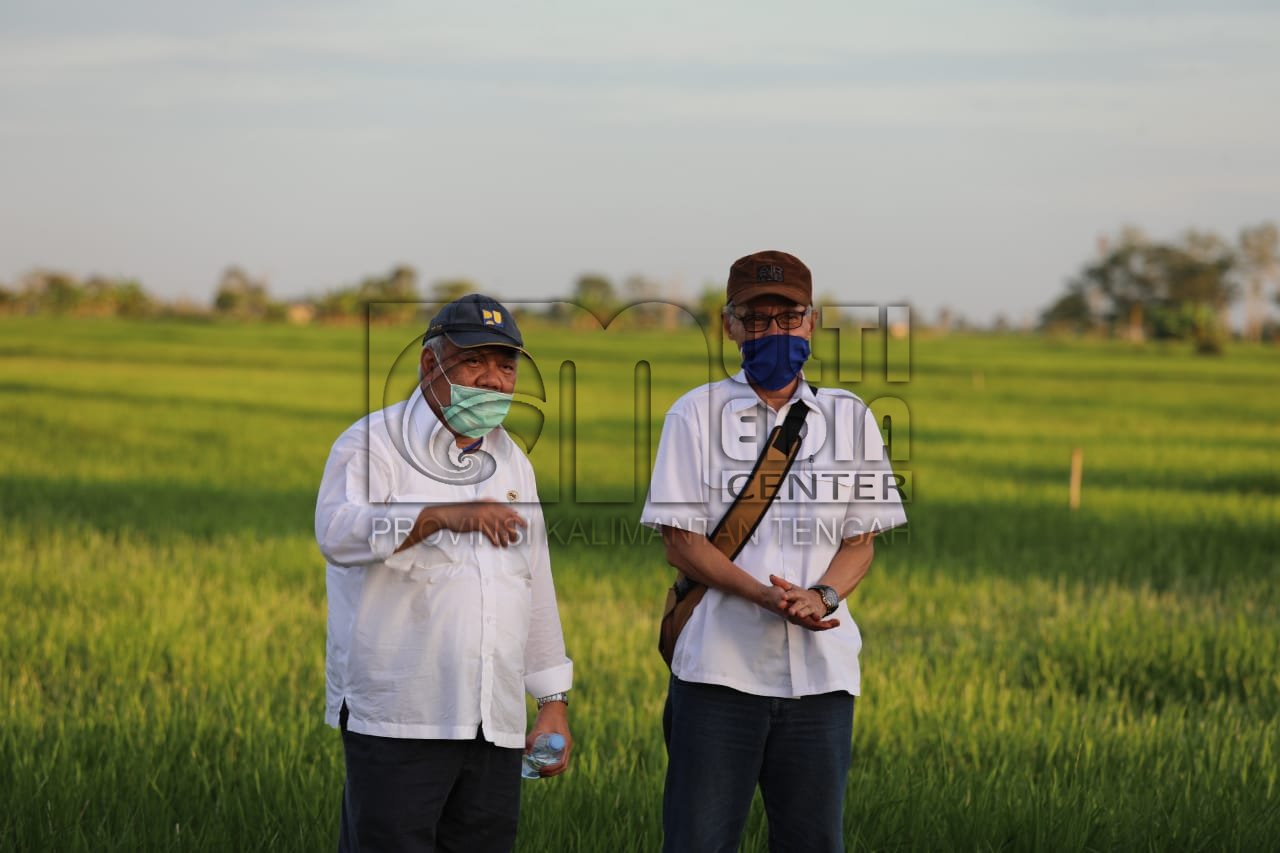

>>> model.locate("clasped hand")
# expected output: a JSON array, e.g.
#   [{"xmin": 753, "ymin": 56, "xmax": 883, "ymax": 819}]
[{"xmin": 759, "ymin": 575, "xmax": 840, "ymax": 632}]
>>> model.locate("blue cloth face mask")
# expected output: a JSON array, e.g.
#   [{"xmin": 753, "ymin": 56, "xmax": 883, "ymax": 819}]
[
  {"xmin": 739, "ymin": 334, "xmax": 811, "ymax": 391},
  {"xmin": 430, "ymin": 369, "xmax": 514, "ymax": 439}
]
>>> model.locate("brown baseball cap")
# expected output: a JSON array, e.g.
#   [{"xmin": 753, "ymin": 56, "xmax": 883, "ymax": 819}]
[{"xmin": 726, "ymin": 250, "xmax": 812, "ymax": 306}]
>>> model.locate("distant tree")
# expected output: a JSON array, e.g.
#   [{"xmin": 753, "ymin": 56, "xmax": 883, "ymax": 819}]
[
  {"xmin": 934, "ymin": 306, "xmax": 954, "ymax": 335},
  {"xmin": 316, "ymin": 266, "xmax": 421, "ymax": 324},
  {"xmin": 571, "ymin": 274, "xmax": 617, "ymax": 323},
  {"xmin": 20, "ymin": 271, "xmax": 84, "ymax": 315},
  {"xmin": 1239, "ymin": 223, "xmax": 1278, "ymax": 342},
  {"xmin": 79, "ymin": 276, "xmax": 156, "ymax": 318},
  {"xmin": 694, "ymin": 284, "xmax": 724, "ymax": 328},
  {"xmin": 1171, "ymin": 230, "xmax": 1236, "ymax": 311},
  {"xmin": 1039, "ymin": 287, "xmax": 1093, "ymax": 333},
  {"xmin": 430, "ymin": 278, "xmax": 475, "ymax": 305},
  {"xmin": 622, "ymin": 275, "xmax": 660, "ymax": 301},
  {"xmin": 213, "ymin": 267, "xmax": 270, "ymax": 320},
  {"xmin": 365, "ymin": 265, "xmax": 420, "ymax": 323},
  {"xmin": 81, "ymin": 277, "xmax": 116, "ymax": 316},
  {"xmin": 115, "ymin": 281, "xmax": 155, "ymax": 318},
  {"xmin": 1045, "ymin": 226, "xmax": 1239, "ymax": 351},
  {"xmin": 1074, "ymin": 229, "xmax": 1157, "ymax": 339},
  {"xmin": 7, "ymin": 271, "xmax": 158, "ymax": 318},
  {"xmin": 619, "ymin": 275, "xmax": 665, "ymax": 328},
  {"xmin": 382, "ymin": 265, "xmax": 419, "ymax": 300},
  {"xmin": 263, "ymin": 300, "xmax": 290, "ymax": 323},
  {"xmin": 313, "ymin": 286, "xmax": 360, "ymax": 321}
]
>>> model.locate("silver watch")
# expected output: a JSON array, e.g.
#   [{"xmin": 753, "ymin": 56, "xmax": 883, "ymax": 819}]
[
  {"xmin": 536, "ymin": 692, "xmax": 569, "ymax": 708},
  {"xmin": 809, "ymin": 585, "xmax": 839, "ymax": 617}
]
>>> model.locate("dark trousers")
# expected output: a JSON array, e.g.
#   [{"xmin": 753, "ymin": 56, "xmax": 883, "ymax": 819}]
[
  {"xmin": 338, "ymin": 710, "xmax": 522, "ymax": 853},
  {"xmin": 662, "ymin": 677, "xmax": 855, "ymax": 853}
]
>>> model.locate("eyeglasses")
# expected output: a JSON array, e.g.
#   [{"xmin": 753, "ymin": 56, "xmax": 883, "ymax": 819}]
[{"xmin": 731, "ymin": 308, "xmax": 810, "ymax": 333}]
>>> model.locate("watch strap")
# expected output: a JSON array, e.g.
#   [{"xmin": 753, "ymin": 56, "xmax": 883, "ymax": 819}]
[
  {"xmin": 809, "ymin": 585, "xmax": 839, "ymax": 617},
  {"xmin": 536, "ymin": 692, "xmax": 569, "ymax": 708}
]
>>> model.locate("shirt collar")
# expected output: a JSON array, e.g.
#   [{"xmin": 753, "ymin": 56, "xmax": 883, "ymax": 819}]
[
  {"xmin": 721, "ymin": 370, "xmax": 826, "ymax": 460},
  {"xmin": 726, "ymin": 369, "xmax": 817, "ymax": 414}
]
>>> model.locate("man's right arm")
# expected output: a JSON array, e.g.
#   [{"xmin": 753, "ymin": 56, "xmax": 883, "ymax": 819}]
[
  {"xmin": 644, "ymin": 406, "xmax": 790, "ymax": 615},
  {"xmin": 315, "ymin": 428, "xmax": 424, "ymax": 567},
  {"xmin": 315, "ymin": 426, "xmax": 531, "ymax": 566},
  {"xmin": 660, "ymin": 525, "xmax": 783, "ymax": 611},
  {"xmin": 394, "ymin": 500, "xmax": 526, "ymax": 553}
]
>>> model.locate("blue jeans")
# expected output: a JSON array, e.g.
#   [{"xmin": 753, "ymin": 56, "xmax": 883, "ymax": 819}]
[{"xmin": 662, "ymin": 677, "xmax": 855, "ymax": 853}]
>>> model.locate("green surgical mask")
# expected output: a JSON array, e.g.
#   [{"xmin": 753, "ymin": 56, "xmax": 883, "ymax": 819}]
[{"xmin": 432, "ymin": 372, "xmax": 514, "ymax": 439}]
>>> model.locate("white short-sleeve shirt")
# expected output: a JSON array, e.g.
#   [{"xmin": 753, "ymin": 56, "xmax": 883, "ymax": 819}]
[{"xmin": 640, "ymin": 372, "xmax": 907, "ymax": 698}]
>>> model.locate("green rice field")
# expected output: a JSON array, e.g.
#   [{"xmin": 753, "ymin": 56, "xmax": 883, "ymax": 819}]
[{"xmin": 2, "ymin": 315, "xmax": 1278, "ymax": 851}]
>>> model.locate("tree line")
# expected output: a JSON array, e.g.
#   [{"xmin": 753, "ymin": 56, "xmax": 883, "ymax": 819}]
[
  {"xmin": 0, "ymin": 266, "xmax": 730, "ymax": 329},
  {"xmin": 5, "ymin": 223, "xmax": 1279, "ymax": 347}
]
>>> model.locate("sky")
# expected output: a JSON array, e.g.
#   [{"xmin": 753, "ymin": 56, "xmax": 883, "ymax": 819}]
[{"xmin": 2, "ymin": 0, "xmax": 1278, "ymax": 325}]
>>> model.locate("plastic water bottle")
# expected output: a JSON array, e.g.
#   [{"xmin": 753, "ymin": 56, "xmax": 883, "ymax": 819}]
[{"xmin": 521, "ymin": 733, "xmax": 566, "ymax": 779}]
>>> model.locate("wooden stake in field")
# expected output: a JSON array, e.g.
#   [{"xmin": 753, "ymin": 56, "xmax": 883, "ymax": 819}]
[{"xmin": 1069, "ymin": 447, "xmax": 1083, "ymax": 510}]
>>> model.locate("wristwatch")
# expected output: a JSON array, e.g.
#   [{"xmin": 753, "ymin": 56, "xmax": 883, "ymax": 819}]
[
  {"xmin": 809, "ymin": 585, "xmax": 839, "ymax": 617},
  {"xmin": 536, "ymin": 692, "xmax": 569, "ymax": 708}
]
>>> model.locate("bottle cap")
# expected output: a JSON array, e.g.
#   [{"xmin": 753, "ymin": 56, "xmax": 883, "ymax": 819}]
[{"xmin": 547, "ymin": 733, "xmax": 566, "ymax": 750}]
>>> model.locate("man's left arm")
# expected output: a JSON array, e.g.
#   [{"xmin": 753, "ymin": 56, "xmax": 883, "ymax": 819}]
[
  {"xmin": 776, "ymin": 402, "xmax": 907, "ymax": 625},
  {"xmin": 770, "ymin": 532, "xmax": 875, "ymax": 625},
  {"xmin": 522, "ymin": 498, "xmax": 574, "ymax": 776}
]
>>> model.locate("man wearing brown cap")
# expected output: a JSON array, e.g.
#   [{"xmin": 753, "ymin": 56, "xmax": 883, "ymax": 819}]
[
  {"xmin": 641, "ymin": 252, "xmax": 907, "ymax": 851},
  {"xmin": 316, "ymin": 294, "xmax": 573, "ymax": 852}
]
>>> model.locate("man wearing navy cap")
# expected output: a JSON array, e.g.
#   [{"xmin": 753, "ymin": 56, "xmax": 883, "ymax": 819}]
[{"xmin": 316, "ymin": 294, "xmax": 573, "ymax": 852}]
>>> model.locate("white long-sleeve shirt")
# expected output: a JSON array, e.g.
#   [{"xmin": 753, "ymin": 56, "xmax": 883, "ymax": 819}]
[{"xmin": 315, "ymin": 388, "xmax": 572, "ymax": 748}]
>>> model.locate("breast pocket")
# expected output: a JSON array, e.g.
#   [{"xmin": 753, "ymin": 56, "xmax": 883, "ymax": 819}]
[{"xmin": 486, "ymin": 532, "xmax": 533, "ymax": 589}]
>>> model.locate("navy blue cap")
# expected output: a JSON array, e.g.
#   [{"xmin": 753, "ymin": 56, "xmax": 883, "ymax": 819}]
[{"xmin": 423, "ymin": 294, "xmax": 526, "ymax": 353}]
